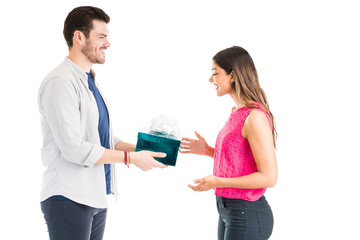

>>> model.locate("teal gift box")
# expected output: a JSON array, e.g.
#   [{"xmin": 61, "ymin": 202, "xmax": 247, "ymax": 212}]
[{"xmin": 135, "ymin": 132, "xmax": 181, "ymax": 166}]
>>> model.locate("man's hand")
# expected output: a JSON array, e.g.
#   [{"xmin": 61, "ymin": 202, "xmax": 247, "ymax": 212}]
[{"xmin": 131, "ymin": 151, "xmax": 167, "ymax": 171}]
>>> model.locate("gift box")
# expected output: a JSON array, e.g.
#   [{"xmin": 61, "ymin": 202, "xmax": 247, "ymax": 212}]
[{"xmin": 135, "ymin": 132, "xmax": 181, "ymax": 166}]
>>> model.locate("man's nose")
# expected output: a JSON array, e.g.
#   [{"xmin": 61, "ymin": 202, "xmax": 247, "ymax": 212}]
[{"xmin": 105, "ymin": 39, "xmax": 111, "ymax": 48}]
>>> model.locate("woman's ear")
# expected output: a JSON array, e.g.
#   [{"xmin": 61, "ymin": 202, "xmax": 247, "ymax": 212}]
[{"xmin": 230, "ymin": 71, "xmax": 235, "ymax": 83}]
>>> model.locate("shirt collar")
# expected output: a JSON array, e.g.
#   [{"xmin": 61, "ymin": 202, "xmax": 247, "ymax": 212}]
[{"xmin": 64, "ymin": 57, "xmax": 96, "ymax": 84}]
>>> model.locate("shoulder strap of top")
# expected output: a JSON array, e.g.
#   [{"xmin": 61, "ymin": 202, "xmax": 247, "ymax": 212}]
[{"xmin": 242, "ymin": 103, "xmax": 273, "ymax": 130}]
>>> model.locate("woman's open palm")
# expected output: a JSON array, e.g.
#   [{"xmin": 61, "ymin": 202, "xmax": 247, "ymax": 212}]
[{"xmin": 180, "ymin": 131, "xmax": 209, "ymax": 156}]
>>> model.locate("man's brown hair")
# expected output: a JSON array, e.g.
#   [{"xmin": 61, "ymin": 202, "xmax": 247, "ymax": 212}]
[{"xmin": 63, "ymin": 6, "xmax": 110, "ymax": 49}]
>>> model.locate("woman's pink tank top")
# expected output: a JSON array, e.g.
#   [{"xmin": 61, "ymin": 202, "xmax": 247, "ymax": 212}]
[{"xmin": 213, "ymin": 103, "xmax": 272, "ymax": 201}]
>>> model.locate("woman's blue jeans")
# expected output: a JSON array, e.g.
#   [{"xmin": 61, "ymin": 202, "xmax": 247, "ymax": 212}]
[
  {"xmin": 41, "ymin": 197, "xmax": 107, "ymax": 240},
  {"xmin": 217, "ymin": 195, "xmax": 274, "ymax": 240}
]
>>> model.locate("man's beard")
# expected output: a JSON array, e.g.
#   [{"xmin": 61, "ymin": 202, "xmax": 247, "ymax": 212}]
[{"xmin": 81, "ymin": 40, "xmax": 105, "ymax": 64}]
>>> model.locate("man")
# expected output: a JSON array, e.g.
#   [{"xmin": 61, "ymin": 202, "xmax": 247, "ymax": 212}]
[{"xmin": 38, "ymin": 6, "xmax": 166, "ymax": 240}]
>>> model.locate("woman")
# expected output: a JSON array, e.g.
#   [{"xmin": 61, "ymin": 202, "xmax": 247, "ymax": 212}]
[{"xmin": 180, "ymin": 46, "xmax": 277, "ymax": 240}]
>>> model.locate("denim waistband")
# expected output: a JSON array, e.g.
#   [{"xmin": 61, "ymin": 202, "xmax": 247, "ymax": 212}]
[{"xmin": 216, "ymin": 195, "xmax": 269, "ymax": 210}]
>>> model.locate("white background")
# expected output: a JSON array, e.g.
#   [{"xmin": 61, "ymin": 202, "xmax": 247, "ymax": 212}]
[{"xmin": 1, "ymin": 0, "xmax": 360, "ymax": 239}]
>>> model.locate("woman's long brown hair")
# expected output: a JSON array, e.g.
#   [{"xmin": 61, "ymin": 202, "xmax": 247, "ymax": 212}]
[{"xmin": 213, "ymin": 46, "xmax": 277, "ymax": 147}]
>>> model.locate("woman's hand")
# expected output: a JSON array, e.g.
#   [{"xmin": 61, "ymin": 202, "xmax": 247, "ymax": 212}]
[
  {"xmin": 180, "ymin": 131, "xmax": 214, "ymax": 157},
  {"xmin": 188, "ymin": 175, "xmax": 219, "ymax": 192},
  {"xmin": 130, "ymin": 151, "xmax": 167, "ymax": 171}
]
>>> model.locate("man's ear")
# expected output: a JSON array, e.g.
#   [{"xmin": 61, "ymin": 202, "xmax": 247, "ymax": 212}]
[{"xmin": 73, "ymin": 30, "xmax": 86, "ymax": 46}]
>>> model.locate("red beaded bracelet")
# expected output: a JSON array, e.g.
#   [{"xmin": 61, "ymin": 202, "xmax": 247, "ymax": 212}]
[
  {"xmin": 127, "ymin": 152, "xmax": 131, "ymax": 168},
  {"xmin": 124, "ymin": 151, "xmax": 128, "ymax": 166}
]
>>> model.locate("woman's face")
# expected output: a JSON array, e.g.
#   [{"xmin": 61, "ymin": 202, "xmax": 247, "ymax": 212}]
[{"xmin": 209, "ymin": 61, "xmax": 234, "ymax": 97}]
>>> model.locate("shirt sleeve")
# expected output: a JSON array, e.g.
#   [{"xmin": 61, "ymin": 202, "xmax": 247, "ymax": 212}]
[
  {"xmin": 40, "ymin": 76, "xmax": 105, "ymax": 167},
  {"xmin": 113, "ymin": 135, "xmax": 122, "ymax": 148}
]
